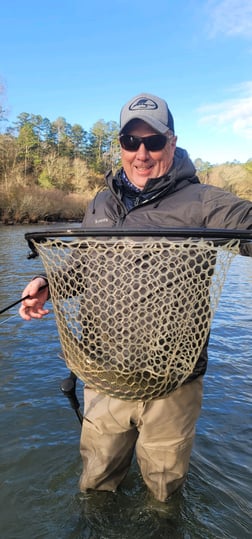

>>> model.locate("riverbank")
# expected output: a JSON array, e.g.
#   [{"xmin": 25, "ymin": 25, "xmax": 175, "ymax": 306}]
[
  {"xmin": 1, "ymin": 217, "xmax": 82, "ymax": 225},
  {"xmin": 0, "ymin": 185, "xmax": 91, "ymax": 225}
]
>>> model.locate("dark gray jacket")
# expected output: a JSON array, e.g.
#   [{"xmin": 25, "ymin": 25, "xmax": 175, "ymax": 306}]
[
  {"xmin": 83, "ymin": 148, "xmax": 252, "ymax": 250},
  {"xmin": 82, "ymin": 148, "xmax": 252, "ymax": 381}
]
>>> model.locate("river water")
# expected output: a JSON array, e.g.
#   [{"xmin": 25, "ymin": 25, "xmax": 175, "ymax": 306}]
[{"xmin": 0, "ymin": 224, "xmax": 251, "ymax": 539}]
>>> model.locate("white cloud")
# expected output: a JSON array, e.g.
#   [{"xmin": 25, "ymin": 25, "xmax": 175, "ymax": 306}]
[
  {"xmin": 197, "ymin": 82, "xmax": 252, "ymax": 139},
  {"xmin": 206, "ymin": 0, "xmax": 252, "ymax": 38}
]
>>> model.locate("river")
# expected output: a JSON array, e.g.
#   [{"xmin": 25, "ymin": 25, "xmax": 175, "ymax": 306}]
[{"xmin": 0, "ymin": 224, "xmax": 251, "ymax": 539}]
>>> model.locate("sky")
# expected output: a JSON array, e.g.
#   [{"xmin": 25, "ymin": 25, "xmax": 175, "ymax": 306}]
[{"xmin": 1, "ymin": 0, "xmax": 252, "ymax": 165}]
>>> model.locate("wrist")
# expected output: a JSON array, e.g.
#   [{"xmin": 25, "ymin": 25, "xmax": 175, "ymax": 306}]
[{"xmin": 32, "ymin": 275, "xmax": 50, "ymax": 299}]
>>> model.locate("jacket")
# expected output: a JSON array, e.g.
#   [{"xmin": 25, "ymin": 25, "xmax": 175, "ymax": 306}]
[{"xmin": 82, "ymin": 147, "xmax": 252, "ymax": 382}]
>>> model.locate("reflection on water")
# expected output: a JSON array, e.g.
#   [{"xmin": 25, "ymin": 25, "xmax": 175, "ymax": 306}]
[{"xmin": 0, "ymin": 225, "xmax": 251, "ymax": 539}]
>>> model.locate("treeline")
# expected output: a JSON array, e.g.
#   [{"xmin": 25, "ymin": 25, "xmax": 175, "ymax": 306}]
[
  {"xmin": 195, "ymin": 158, "xmax": 252, "ymax": 201},
  {"xmin": 0, "ymin": 113, "xmax": 121, "ymax": 222},
  {"xmin": 0, "ymin": 112, "xmax": 252, "ymax": 223}
]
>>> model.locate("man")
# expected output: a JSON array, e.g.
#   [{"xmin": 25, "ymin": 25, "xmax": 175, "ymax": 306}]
[{"xmin": 19, "ymin": 93, "xmax": 252, "ymax": 502}]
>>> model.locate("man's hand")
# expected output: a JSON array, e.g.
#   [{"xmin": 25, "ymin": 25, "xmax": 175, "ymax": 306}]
[{"xmin": 19, "ymin": 277, "xmax": 49, "ymax": 320}]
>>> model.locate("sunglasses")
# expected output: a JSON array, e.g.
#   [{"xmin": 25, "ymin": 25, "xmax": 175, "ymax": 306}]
[{"xmin": 119, "ymin": 134, "xmax": 168, "ymax": 152}]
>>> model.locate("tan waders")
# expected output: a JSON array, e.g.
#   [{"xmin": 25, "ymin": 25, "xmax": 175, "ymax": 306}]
[{"xmin": 79, "ymin": 376, "xmax": 203, "ymax": 502}]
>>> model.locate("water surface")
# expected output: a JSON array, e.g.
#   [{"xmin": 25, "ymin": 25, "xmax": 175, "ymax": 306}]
[{"xmin": 0, "ymin": 224, "xmax": 251, "ymax": 538}]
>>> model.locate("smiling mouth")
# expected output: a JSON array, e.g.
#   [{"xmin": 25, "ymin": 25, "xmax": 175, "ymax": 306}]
[{"xmin": 135, "ymin": 165, "xmax": 153, "ymax": 171}]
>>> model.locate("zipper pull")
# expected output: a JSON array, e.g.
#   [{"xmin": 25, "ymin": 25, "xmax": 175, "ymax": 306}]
[{"xmin": 134, "ymin": 196, "xmax": 141, "ymax": 206}]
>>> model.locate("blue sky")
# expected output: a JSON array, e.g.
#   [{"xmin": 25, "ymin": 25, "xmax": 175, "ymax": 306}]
[{"xmin": 1, "ymin": 0, "xmax": 252, "ymax": 164}]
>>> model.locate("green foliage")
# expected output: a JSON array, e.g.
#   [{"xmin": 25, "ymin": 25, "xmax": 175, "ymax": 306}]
[
  {"xmin": 37, "ymin": 169, "xmax": 53, "ymax": 189},
  {"xmin": 85, "ymin": 119, "xmax": 120, "ymax": 173},
  {"xmin": 2, "ymin": 111, "xmax": 120, "ymax": 177},
  {"xmin": 244, "ymin": 159, "xmax": 252, "ymax": 173}
]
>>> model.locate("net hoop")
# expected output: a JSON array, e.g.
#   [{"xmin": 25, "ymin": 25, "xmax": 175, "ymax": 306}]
[
  {"xmin": 25, "ymin": 227, "xmax": 252, "ymax": 253},
  {"xmin": 25, "ymin": 228, "xmax": 251, "ymax": 400}
]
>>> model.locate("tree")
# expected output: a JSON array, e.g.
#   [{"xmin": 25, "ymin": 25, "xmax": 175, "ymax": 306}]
[
  {"xmin": 0, "ymin": 78, "xmax": 8, "ymax": 128},
  {"xmin": 86, "ymin": 119, "xmax": 120, "ymax": 173},
  {"xmin": 0, "ymin": 133, "xmax": 18, "ymax": 189},
  {"xmin": 244, "ymin": 158, "xmax": 252, "ymax": 173},
  {"xmin": 194, "ymin": 158, "xmax": 213, "ymax": 184},
  {"xmin": 40, "ymin": 117, "xmax": 57, "ymax": 152},
  {"xmin": 104, "ymin": 120, "xmax": 121, "ymax": 170},
  {"xmin": 15, "ymin": 112, "xmax": 32, "ymax": 131},
  {"xmin": 70, "ymin": 124, "xmax": 88, "ymax": 157},
  {"xmin": 51, "ymin": 117, "xmax": 73, "ymax": 157},
  {"xmin": 17, "ymin": 123, "xmax": 40, "ymax": 180}
]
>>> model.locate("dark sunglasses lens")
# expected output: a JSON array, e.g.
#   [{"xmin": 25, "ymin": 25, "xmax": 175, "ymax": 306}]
[
  {"xmin": 145, "ymin": 135, "xmax": 167, "ymax": 151},
  {"xmin": 120, "ymin": 135, "xmax": 140, "ymax": 151},
  {"xmin": 120, "ymin": 134, "xmax": 167, "ymax": 151}
]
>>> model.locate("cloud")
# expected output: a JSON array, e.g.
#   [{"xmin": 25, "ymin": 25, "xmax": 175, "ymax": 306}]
[
  {"xmin": 197, "ymin": 82, "xmax": 252, "ymax": 139},
  {"xmin": 206, "ymin": 0, "xmax": 252, "ymax": 38}
]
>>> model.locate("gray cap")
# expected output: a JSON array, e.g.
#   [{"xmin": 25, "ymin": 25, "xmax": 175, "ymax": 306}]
[{"xmin": 119, "ymin": 93, "xmax": 174, "ymax": 135}]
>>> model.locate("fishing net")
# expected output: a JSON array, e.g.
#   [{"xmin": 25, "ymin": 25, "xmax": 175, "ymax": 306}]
[{"xmin": 28, "ymin": 232, "xmax": 240, "ymax": 400}]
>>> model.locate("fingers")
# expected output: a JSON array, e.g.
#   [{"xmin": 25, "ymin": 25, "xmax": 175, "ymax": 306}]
[
  {"xmin": 19, "ymin": 301, "xmax": 50, "ymax": 320},
  {"xmin": 19, "ymin": 277, "xmax": 50, "ymax": 321}
]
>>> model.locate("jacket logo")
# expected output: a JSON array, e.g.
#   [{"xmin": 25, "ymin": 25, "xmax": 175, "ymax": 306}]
[
  {"xmin": 129, "ymin": 98, "xmax": 158, "ymax": 111},
  {"xmin": 95, "ymin": 218, "xmax": 109, "ymax": 224}
]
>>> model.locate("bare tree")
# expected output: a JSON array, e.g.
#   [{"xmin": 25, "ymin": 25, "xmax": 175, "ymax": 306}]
[{"xmin": 0, "ymin": 78, "xmax": 8, "ymax": 129}]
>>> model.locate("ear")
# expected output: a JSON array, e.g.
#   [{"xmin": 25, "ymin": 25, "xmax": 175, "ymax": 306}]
[{"xmin": 170, "ymin": 135, "xmax": 177, "ymax": 149}]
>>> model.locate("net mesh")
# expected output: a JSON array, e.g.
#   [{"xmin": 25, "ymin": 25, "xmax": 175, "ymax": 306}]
[{"xmin": 33, "ymin": 235, "xmax": 240, "ymax": 400}]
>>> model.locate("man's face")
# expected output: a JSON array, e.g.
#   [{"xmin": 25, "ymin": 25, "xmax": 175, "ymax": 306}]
[{"xmin": 120, "ymin": 120, "xmax": 177, "ymax": 189}]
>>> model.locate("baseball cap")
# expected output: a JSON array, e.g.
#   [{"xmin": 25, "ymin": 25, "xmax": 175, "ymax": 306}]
[{"xmin": 119, "ymin": 93, "xmax": 174, "ymax": 135}]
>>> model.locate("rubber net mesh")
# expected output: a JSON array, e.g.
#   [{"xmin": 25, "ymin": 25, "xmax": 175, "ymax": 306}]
[{"xmin": 33, "ymin": 236, "xmax": 240, "ymax": 400}]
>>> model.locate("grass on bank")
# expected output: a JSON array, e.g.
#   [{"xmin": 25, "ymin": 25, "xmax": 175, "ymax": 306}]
[{"xmin": 0, "ymin": 185, "xmax": 94, "ymax": 224}]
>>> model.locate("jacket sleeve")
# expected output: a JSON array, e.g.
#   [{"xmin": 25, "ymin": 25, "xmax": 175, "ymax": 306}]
[
  {"xmin": 201, "ymin": 185, "xmax": 252, "ymax": 256},
  {"xmin": 82, "ymin": 200, "xmax": 95, "ymax": 226}
]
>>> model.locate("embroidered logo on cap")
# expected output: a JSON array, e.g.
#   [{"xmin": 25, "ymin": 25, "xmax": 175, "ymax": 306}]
[{"xmin": 129, "ymin": 98, "xmax": 158, "ymax": 111}]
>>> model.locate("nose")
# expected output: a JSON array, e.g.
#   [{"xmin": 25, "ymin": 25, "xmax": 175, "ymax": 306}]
[{"xmin": 135, "ymin": 142, "xmax": 149, "ymax": 159}]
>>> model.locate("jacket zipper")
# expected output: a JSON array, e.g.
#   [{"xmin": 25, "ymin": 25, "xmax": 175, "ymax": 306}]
[{"xmin": 106, "ymin": 173, "xmax": 174, "ymax": 225}]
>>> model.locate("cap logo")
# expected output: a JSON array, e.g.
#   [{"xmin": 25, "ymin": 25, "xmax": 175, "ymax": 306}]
[{"xmin": 129, "ymin": 98, "xmax": 158, "ymax": 111}]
